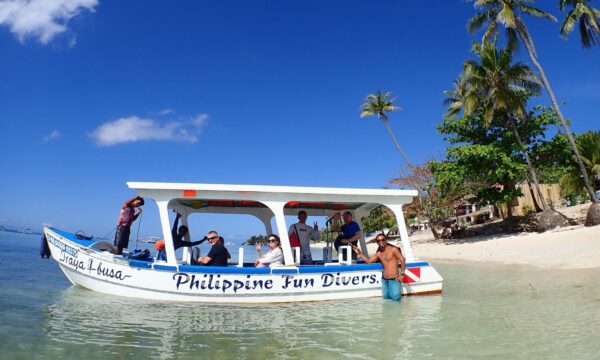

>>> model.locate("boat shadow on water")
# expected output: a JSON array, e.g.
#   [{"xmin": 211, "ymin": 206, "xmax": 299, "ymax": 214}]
[{"xmin": 41, "ymin": 286, "xmax": 443, "ymax": 358}]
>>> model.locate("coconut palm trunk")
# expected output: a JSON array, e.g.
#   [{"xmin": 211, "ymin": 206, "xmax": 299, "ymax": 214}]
[
  {"xmin": 507, "ymin": 114, "xmax": 550, "ymax": 210},
  {"xmin": 380, "ymin": 114, "xmax": 414, "ymax": 169},
  {"xmin": 526, "ymin": 174, "xmax": 543, "ymax": 212},
  {"xmin": 522, "ymin": 44, "xmax": 598, "ymax": 203}
]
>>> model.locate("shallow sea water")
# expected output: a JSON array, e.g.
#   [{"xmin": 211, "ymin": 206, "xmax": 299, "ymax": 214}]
[{"xmin": 1, "ymin": 232, "xmax": 599, "ymax": 359}]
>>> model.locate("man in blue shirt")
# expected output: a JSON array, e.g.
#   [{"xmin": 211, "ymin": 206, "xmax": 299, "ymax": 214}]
[{"xmin": 333, "ymin": 211, "xmax": 362, "ymax": 262}]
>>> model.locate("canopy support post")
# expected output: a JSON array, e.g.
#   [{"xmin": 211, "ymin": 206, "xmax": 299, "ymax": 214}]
[
  {"xmin": 388, "ymin": 204, "xmax": 414, "ymax": 262},
  {"xmin": 179, "ymin": 209, "xmax": 192, "ymax": 263},
  {"xmin": 354, "ymin": 208, "xmax": 369, "ymax": 256},
  {"xmin": 262, "ymin": 201, "xmax": 294, "ymax": 266},
  {"xmin": 157, "ymin": 200, "xmax": 178, "ymax": 266}
]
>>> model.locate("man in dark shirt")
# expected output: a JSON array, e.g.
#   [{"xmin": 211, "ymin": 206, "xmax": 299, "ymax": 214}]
[
  {"xmin": 196, "ymin": 231, "xmax": 229, "ymax": 266},
  {"xmin": 156, "ymin": 213, "xmax": 208, "ymax": 261}
]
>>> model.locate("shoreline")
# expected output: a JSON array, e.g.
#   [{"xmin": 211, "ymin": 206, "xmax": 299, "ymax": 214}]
[
  {"xmin": 310, "ymin": 226, "xmax": 600, "ymax": 269},
  {"xmin": 310, "ymin": 203, "xmax": 599, "ymax": 269},
  {"xmin": 407, "ymin": 224, "xmax": 600, "ymax": 270}
]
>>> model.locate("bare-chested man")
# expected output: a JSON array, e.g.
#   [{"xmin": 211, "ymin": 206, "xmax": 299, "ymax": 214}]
[{"xmin": 353, "ymin": 233, "xmax": 406, "ymax": 301}]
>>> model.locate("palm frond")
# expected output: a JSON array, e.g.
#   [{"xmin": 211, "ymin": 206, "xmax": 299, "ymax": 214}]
[
  {"xmin": 518, "ymin": 3, "xmax": 557, "ymax": 22},
  {"xmin": 560, "ymin": 10, "xmax": 579, "ymax": 36}
]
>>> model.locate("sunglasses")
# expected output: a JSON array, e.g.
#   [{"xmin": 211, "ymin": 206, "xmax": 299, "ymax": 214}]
[
  {"xmin": 268, "ymin": 239, "xmax": 277, "ymax": 243},
  {"xmin": 376, "ymin": 239, "xmax": 386, "ymax": 242},
  {"xmin": 207, "ymin": 236, "xmax": 218, "ymax": 241}
]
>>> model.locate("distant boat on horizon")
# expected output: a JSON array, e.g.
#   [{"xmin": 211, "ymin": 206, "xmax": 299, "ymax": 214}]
[{"xmin": 22, "ymin": 228, "xmax": 33, "ymax": 234}]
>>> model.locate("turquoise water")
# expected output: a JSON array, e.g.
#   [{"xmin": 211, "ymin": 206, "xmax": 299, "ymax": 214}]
[{"xmin": 1, "ymin": 232, "xmax": 599, "ymax": 359}]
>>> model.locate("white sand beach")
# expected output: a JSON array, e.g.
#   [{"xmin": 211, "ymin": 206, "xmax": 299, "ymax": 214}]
[
  {"xmin": 407, "ymin": 225, "xmax": 600, "ymax": 269},
  {"xmin": 403, "ymin": 204, "xmax": 600, "ymax": 269},
  {"xmin": 314, "ymin": 204, "xmax": 599, "ymax": 269}
]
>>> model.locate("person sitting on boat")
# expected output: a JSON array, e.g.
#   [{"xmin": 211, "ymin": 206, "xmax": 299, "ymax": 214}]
[
  {"xmin": 353, "ymin": 233, "xmax": 406, "ymax": 302},
  {"xmin": 218, "ymin": 236, "xmax": 232, "ymax": 260},
  {"xmin": 113, "ymin": 194, "xmax": 144, "ymax": 255},
  {"xmin": 255, "ymin": 234, "xmax": 283, "ymax": 268},
  {"xmin": 194, "ymin": 231, "xmax": 229, "ymax": 266},
  {"xmin": 288, "ymin": 211, "xmax": 319, "ymax": 265},
  {"xmin": 156, "ymin": 212, "xmax": 208, "ymax": 261},
  {"xmin": 332, "ymin": 211, "xmax": 362, "ymax": 261}
]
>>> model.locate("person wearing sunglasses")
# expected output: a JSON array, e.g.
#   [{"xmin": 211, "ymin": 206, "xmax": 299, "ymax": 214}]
[
  {"xmin": 353, "ymin": 233, "xmax": 406, "ymax": 301},
  {"xmin": 195, "ymin": 231, "xmax": 229, "ymax": 266},
  {"xmin": 255, "ymin": 234, "xmax": 283, "ymax": 268}
]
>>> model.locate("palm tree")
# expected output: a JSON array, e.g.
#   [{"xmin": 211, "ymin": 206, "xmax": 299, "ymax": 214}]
[
  {"xmin": 463, "ymin": 41, "xmax": 551, "ymax": 211},
  {"xmin": 468, "ymin": 0, "xmax": 598, "ymax": 205},
  {"xmin": 360, "ymin": 90, "xmax": 413, "ymax": 168},
  {"xmin": 560, "ymin": 130, "xmax": 600, "ymax": 196},
  {"xmin": 442, "ymin": 73, "xmax": 470, "ymax": 119},
  {"xmin": 559, "ymin": 0, "xmax": 600, "ymax": 48}
]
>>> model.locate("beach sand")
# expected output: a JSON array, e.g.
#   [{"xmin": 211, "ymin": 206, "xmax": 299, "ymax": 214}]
[
  {"xmin": 402, "ymin": 203, "xmax": 600, "ymax": 269},
  {"xmin": 313, "ymin": 204, "xmax": 599, "ymax": 269},
  {"xmin": 407, "ymin": 225, "xmax": 600, "ymax": 269}
]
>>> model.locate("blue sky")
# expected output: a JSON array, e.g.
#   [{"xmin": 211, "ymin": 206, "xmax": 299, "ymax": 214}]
[{"xmin": 1, "ymin": 1, "xmax": 598, "ymax": 241}]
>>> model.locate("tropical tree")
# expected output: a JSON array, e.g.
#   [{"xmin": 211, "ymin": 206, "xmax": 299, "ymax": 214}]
[
  {"xmin": 560, "ymin": 130, "xmax": 600, "ymax": 196},
  {"xmin": 360, "ymin": 90, "xmax": 413, "ymax": 168},
  {"xmin": 559, "ymin": 0, "xmax": 600, "ymax": 48},
  {"xmin": 433, "ymin": 103, "xmax": 560, "ymax": 220},
  {"xmin": 468, "ymin": 0, "xmax": 599, "ymax": 209},
  {"xmin": 388, "ymin": 164, "xmax": 457, "ymax": 239},
  {"xmin": 242, "ymin": 234, "xmax": 268, "ymax": 245},
  {"xmin": 360, "ymin": 206, "xmax": 397, "ymax": 235},
  {"xmin": 462, "ymin": 41, "xmax": 553, "ymax": 213},
  {"xmin": 442, "ymin": 73, "xmax": 469, "ymax": 120}
]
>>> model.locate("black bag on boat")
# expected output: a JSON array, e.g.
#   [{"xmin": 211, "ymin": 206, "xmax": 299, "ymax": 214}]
[{"xmin": 126, "ymin": 249, "xmax": 151, "ymax": 261}]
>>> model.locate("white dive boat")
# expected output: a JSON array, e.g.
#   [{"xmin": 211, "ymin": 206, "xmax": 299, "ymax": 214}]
[{"xmin": 43, "ymin": 182, "xmax": 443, "ymax": 303}]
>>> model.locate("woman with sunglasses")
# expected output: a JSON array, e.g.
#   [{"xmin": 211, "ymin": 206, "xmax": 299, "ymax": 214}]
[{"xmin": 255, "ymin": 234, "xmax": 283, "ymax": 268}]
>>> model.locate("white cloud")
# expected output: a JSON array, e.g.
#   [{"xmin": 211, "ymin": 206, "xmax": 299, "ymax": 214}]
[
  {"xmin": 89, "ymin": 113, "xmax": 209, "ymax": 146},
  {"xmin": 0, "ymin": 0, "xmax": 98, "ymax": 44},
  {"xmin": 43, "ymin": 129, "xmax": 60, "ymax": 142},
  {"xmin": 191, "ymin": 113, "xmax": 208, "ymax": 127},
  {"xmin": 158, "ymin": 108, "xmax": 175, "ymax": 116}
]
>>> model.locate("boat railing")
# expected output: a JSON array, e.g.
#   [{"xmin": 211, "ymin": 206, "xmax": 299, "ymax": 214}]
[
  {"xmin": 237, "ymin": 247, "xmax": 244, "ymax": 267},
  {"xmin": 338, "ymin": 245, "xmax": 352, "ymax": 265},
  {"xmin": 236, "ymin": 246, "xmax": 301, "ymax": 267}
]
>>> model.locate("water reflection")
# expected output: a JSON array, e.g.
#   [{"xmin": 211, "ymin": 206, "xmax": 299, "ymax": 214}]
[
  {"xmin": 42, "ymin": 287, "xmax": 442, "ymax": 359},
  {"xmin": 32, "ymin": 259, "xmax": 600, "ymax": 359}
]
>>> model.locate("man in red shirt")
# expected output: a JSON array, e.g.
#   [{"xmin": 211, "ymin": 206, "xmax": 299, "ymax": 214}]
[{"xmin": 113, "ymin": 194, "xmax": 144, "ymax": 255}]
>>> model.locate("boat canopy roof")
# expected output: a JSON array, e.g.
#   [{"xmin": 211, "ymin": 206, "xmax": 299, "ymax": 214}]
[{"xmin": 127, "ymin": 182, "xmax": 418, "ymax": 216}]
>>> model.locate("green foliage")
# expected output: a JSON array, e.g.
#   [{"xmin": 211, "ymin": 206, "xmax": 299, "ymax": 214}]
[
  {"xmin": 560, "ymin": 130, "xmax": 600, "ymax": 195},
  {"xmin": 388, "ymin": 164, "xmax": 457, "ymax": 239},
  {"xmin": 433, "ymin": 104, "xmax": 564, "ymax": 209},
  {"xmin": 531, "ymin": 133, "xmax": 572, "ymax": 183},
  {"xmin": 559, "ymin": 0, "xmax": 600, "ymax": 48},
  {"xmin": 242, "ymin": 234, "xmax": 267, "ymax": 245},
  {"xmin": 360, "ymin": 206, "xmax": 396, "ymax": 234}
]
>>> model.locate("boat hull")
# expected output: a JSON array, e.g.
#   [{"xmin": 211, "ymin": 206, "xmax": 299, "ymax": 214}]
[{"xmin": 45, "ymin": 227, "xmax": 443, "ymax": 303}]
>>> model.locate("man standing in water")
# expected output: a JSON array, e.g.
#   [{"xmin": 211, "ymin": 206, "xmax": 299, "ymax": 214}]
[
  {"xmin": 353, "ymin": 233, "xmax": 406, "ymax": 301},
  {"xmin": 113, "ymin": 194, "xmax": 144, "ymax": 255}
]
